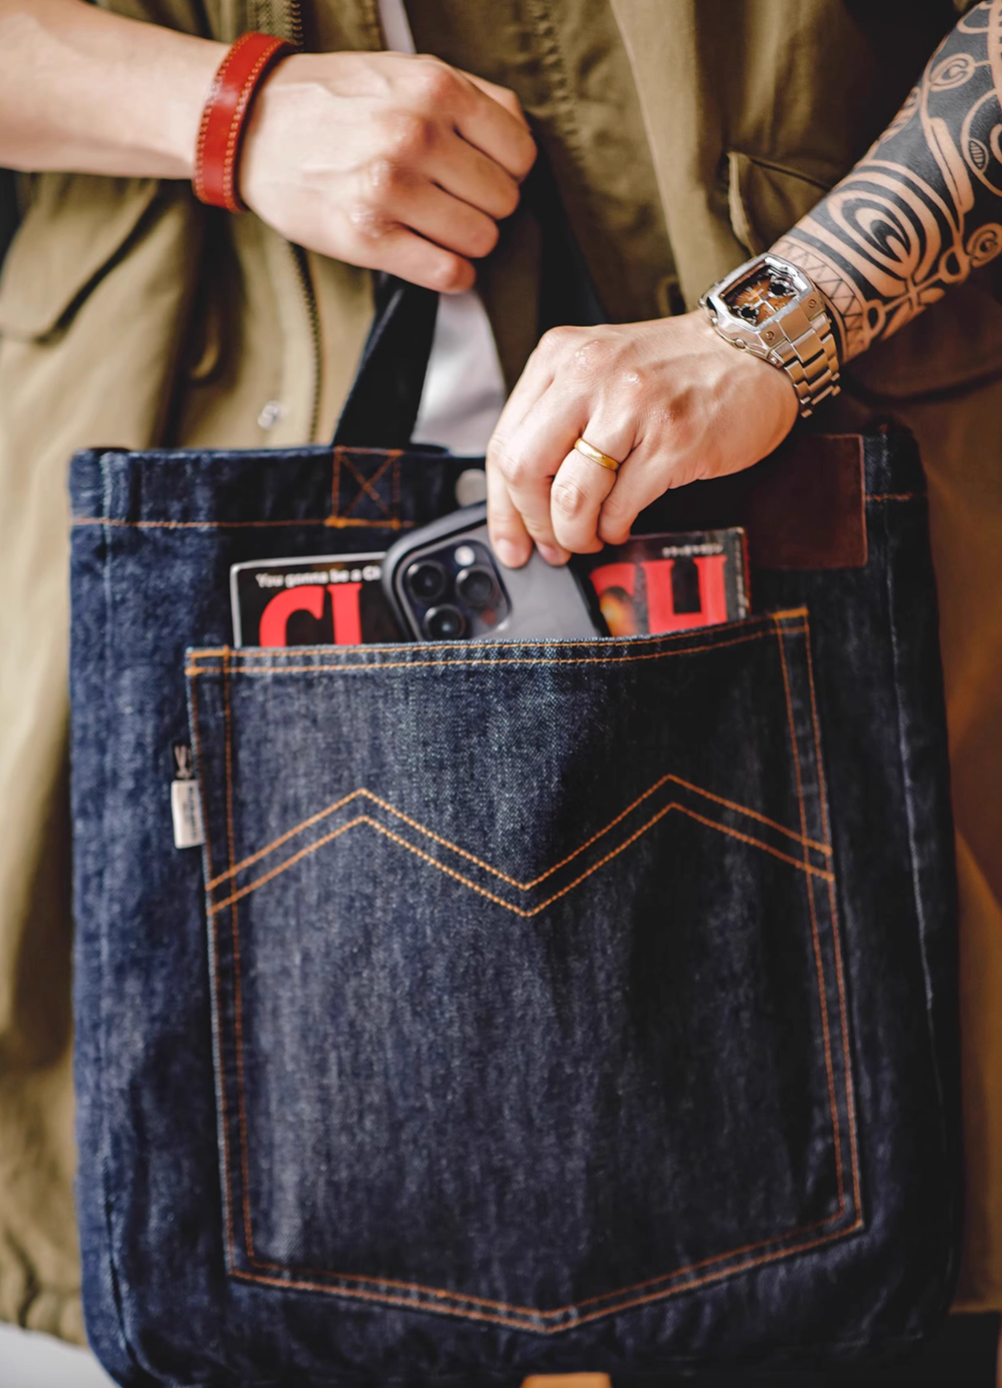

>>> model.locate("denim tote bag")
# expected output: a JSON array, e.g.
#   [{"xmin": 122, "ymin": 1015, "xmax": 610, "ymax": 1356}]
[{"xmin": 69, "ymin": 199, "xmax": 960, "ymax": 1383}]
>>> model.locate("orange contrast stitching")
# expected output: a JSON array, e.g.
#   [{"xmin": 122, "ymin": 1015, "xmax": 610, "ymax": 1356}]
[
  {"xmin": 207, "ymin": 802, "xmax": 834, "ymax": 918},
  {"xmin": 223, "ymin": 652, "xmax": 257, "ymax": 1260},
  {"xmin": 323, "ymin": 516, "xmax": 412, "ymax": 530},
  {"xmin": 865, "ymin": 493, "xmax": 918, "ymax": 502},
  {"xmin": 190, "ymin": 680, "xmax": 237, "ymax": 1264},
  {"xmin": 339, "ymin": 450, "xmax": 399, "ymax": 517},
  {"xmin": 206, "ymin": 776, "xmax": 830, "ymax": 892},
  {"xmin": 192, "ymin": 61, "xmax": 225, "ymax": 204},
  {"xmin": 73, "ymin": 517, "xmax": 407, "ymax": 531},
  {"xmin": 223, "ymin": 40, "xmax": 282, "ymax": 211},
  {"xmin": 185, "ymin": 627, "xmax": 809, "ymax": 679},
  {"xmin": 330, "ymin": 447, "xmax": 342, "ymax": 525},
  {"xmin": 187, "ymin": 610, "xmax": 807, "ymax": 662},
  {"xmin": 231, "ymin": 1215, "xmax": 863, "ymax": 1332},
  {"xmin": 242, "ymin": 1201, "xmax": 850, "ymax": 1318},
  {"xmin": 772, "ymin": 617, "xmax": 845, "ymax": 1210},
  {"xmin": 802, "ymin": 624, "xmax": 863, "ymax": 1216}
]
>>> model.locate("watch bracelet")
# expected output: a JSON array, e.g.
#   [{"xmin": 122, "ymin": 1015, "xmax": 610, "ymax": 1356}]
[
  {"xmin": 770, "ymin": 306, "xmax": 842, "ymax": 419},
  {"xmin": 701, "ymin": 256, "xmax": 845, "ymax": 420}
]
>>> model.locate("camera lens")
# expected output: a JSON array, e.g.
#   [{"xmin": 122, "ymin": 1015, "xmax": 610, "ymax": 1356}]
[
  {"xmin": 455, "ymin": 564, "xmax": 497, "ymax": 611},
  {"xmin": 424, "ymin": 605, "xmax": 466, "ymax": 640},
  {"xmin": 406, "ymin": 560, "xmax": 446, "ymax": 602}
]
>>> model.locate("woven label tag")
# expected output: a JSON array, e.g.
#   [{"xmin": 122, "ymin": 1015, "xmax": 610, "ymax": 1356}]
[{"xmin": 171, "ymin": 780, "xmax": 204, "ymax": 850}]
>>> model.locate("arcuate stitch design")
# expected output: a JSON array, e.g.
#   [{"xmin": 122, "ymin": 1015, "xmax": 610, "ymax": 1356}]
[{"xmin": 206, "ymin": 774, "xmax": 831, "ymax": 893}]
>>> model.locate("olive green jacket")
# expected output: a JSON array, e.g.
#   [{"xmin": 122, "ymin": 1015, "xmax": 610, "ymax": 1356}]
[{"xmin": 2, "ymin": 0, "xmax": 1001, "ymax": 1345}]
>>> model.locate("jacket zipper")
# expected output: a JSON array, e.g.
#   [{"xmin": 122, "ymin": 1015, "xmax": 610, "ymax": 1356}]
[
  {"xmin": 290, "ymin": 242, "xmax": 323, "ymax": 443},
  {"xmin": 285, "ymin": 0, "xmax": 304, "ymax": 52},
  {"xmin": 282, "ymin": 0, "xmax": 318, "ymax": 440},
  {"xmin": 257, "ymin": 0, "xmax": 302, "ymax": 48}
]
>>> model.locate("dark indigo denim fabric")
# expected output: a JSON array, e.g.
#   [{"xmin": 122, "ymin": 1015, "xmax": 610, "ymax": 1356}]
[{"xmin": 69, "ymin": 430, "xmax": 960, "ymax": 1387}]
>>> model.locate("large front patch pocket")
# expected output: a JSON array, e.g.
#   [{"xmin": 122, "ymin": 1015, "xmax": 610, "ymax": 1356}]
[{"xmin": 186, "ymin": 608, "xmax": 861, "ymax": 1334}]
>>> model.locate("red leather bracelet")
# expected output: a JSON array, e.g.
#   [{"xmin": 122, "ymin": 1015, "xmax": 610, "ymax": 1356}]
[{"xmin": 193, "ymin": 32, "xmax": 296, "ymax": 214}]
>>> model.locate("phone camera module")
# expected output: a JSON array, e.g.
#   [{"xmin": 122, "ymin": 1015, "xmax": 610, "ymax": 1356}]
[
  {"xmin": 406, "ymin": 560, "xmax": 447, "ymax": 603},
  {"xmin": 455, "ymin": 565, "xmax": 497, "ymax": 611},
  {"xmin": 424, "ymin": 605, "xmax": 467, "ymax": 640}
]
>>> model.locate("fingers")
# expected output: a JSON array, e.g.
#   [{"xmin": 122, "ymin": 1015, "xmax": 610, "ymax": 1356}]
[
  {"xmin": 487, "ymin": 351, "xmax": 564, "ymax": 562},
  {"xmin": 597, "ymin": 447, "xmax": 665, "ymax": 546},
  {"xmin": 485, "ymin": 457, "xmax": 532, "ymax": 568},
  {"xmin": 488, "ymin": 398, "xmax": 570, "ymax": 564},
  {"xmin": 491, "ymin": 405, "xmax": 628, "ymax": 560},
  {"xmin": 451, "ymin": 71, "xmax": 536, "ymax": 181},
  {"xmin": 490, "ymin": 376, "xmax": 632, "ymax": 558},
  {"xmin": 431, "ymin": 131, "xmax": 521, "ymax": 220},
  {"xmin": 486, "ymin": 313, "xmax": 805, "ymax": 561},
  {"xmin": 346, "ymin": 220, "xmax": 476, "ymax": 293},
  {"xmin": 549, "ymin": 443, "xmax": 620, "ymax": 553},
  {"xmin": 366, "ymin": 164, "xmax": 501, "ymax": 260},
  {"xmin": 462, "ymin": 72, "xmax": 531, "ymax": 131}
]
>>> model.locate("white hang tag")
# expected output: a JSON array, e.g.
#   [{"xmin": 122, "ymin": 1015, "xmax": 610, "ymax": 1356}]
[{"xmin": 171, "ymin": 779, "xmax": 204, "ymax": 850}]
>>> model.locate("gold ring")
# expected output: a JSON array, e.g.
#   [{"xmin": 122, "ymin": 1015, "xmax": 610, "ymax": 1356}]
[{"xmin": 573, "ymin": 436, "xmax": 622, "ymax": 473}]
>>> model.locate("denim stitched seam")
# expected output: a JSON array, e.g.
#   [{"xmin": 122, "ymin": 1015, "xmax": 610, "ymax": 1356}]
[
  {"xmin": 75, "ymin": 516, "xmax": 412, "ymax": 530},
  {"xmin": 801, "ymin": 618, "xmax": 864, "ymax": 1217},
  {"xmin": 94, "ymin": 463, "xmax": 148, "ymax": 1379},
  {"xmin": 189, "ymin": 672, "xmax": 241, "ymax": 1272},
  {"xmin": 242, "ymin": 1213, "xmax": 853, "ymax": 1313},
  {"xmin": 772, "ymin": 616, "xmax": 846, "ymax": 1213},
  {"xmin": 222, "ymin": 649, "xmax": 259, "ymax": 1265},
  {"xmin": 188, "ymin": 609, "xmax": 805, "ymax": 663},
  {"xmin": 340, "ymin": 450, "xmax": 395, "ymax": 516},
  {"xmin": 205, "ymin": 776, "xmax": 832, "ymax": 892},
  {"xmin": 185, "ymin": 629, "xmax": 798, "ymax": 678},
  {"xmin": 330, "ymin": 447, "xmax": 405, "ymax": 527},
  {"xmin": 880, "ymin": 492, "xmax": 957, "ymax": 1297},
  {"xmin": 206, "ymin": 803, "xmax": 837, "ymax": 919},
  {"xmin": 193, "ymin": 610, "xmax": 862, "ymax": 1330},
  {"xmin": 226, "ymin": 1211, "xmax": 864, "ymax": 1335}
]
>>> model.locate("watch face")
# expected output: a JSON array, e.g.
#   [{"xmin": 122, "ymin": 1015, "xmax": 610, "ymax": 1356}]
[{"xmin": 723, "ymin": 263, "xmax": 799, "ymax": 326}]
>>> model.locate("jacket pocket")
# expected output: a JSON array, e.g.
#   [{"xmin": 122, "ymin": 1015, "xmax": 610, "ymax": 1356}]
[
  {"xmin": 185, "ymin": 610, "xmax": 861, "ymax": 1332},
  {"xmin": 726, "ymin": 151, "xmax": 832, "ymax": 258},
  {"xmin": 0, "ymin": 173, "xmax": 158, "ymax": 340}
]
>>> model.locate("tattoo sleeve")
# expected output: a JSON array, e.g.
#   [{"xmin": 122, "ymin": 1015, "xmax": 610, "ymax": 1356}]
[{"xmin": 774, "ymin": 0, "xmax": 1002, "ymax": 364}]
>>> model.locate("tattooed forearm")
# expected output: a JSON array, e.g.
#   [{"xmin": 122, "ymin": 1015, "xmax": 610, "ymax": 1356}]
[{"xmin": 774, "ymin": 0, "xmax": 1002, "ymax": 363}]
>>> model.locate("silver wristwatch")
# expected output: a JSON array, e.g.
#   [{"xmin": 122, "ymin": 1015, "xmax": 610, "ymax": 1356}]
[{"xmin": 699, "ymin": 253, "xmax": 841, "ymax": 418}]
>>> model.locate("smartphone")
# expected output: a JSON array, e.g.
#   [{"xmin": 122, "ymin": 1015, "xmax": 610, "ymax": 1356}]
[{"xmin": 382, "ymin": 505, "xmax": 603, "ymax": 641}]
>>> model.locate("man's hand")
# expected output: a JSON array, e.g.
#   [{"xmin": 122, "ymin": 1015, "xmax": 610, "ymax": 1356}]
[
  {"xmin": 241, "ymin": 51, "xmax": 536, "ymax": 293},
  {"xmin": 0, "ymin": 6, "xmax": 535, "ymax": 293},
  {"xmin": 485, "ymin": 311, "xmax": 798, "ymax": 567}
]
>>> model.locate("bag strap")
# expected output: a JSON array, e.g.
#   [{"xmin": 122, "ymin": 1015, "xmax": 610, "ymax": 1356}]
[{"xmin": 331, "ymin": 144, "xmax": 605, "ymax": 449}]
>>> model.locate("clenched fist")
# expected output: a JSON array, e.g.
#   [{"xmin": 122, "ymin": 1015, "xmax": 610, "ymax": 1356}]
[{"xmin": 241, "ymin": 50, "xmax": 536, "ymax": 292}]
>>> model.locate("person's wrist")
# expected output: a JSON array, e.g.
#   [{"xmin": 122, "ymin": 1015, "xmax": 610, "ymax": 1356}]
[
  {"xmin": 192, "ymin": 32, "xmax": 297, "ymax": 210},
  {"xmin": 764, "ymin": 240, "xmax": 849, "ymax": 367},
  {"xmin": 701, "ymin": 253, "xmax": 842, "ymax": 417},
  {"xmin": 158, "ymin": 38, "xmax": 230, "ymax": 181}
]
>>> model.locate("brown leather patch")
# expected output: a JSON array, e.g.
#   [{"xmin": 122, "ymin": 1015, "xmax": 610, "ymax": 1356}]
[
  {"xmin": 522, "ymin": 1378, "xmax": 611, "ymax": 1388},
  {"xmin": 646, "ymin": 433, "xmax": 866, "ymax": 570}
]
